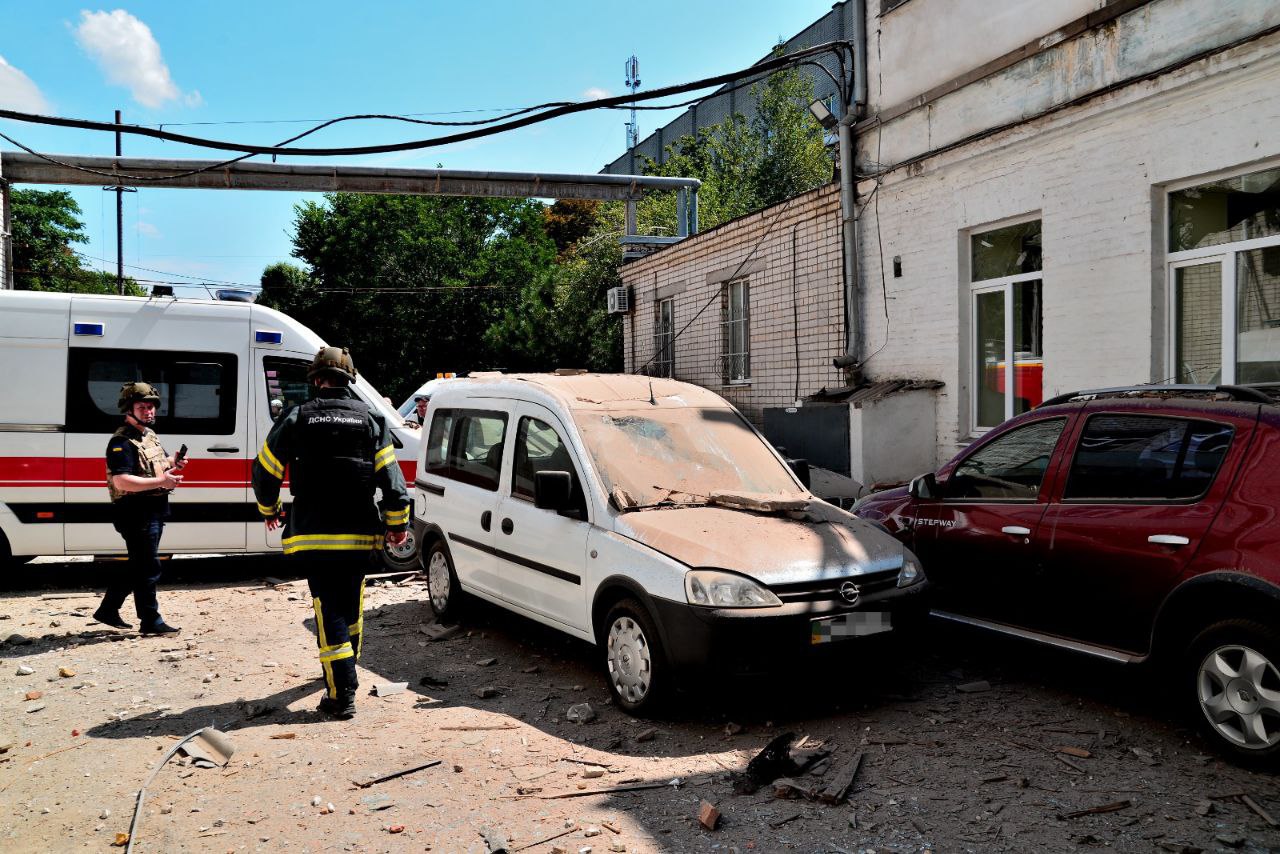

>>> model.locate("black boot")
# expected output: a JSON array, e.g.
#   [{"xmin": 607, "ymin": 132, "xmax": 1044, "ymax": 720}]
[
  {"xmin": 140, "ymin": 621, "xmax": 181, "ymax": 635},
  {"xmin": 318, "ymin": 694, "xmax": 356, "ymax": 720},
  {"xmin": 92, "ymin": 608, "xmax": 132, "ymax": 630}
]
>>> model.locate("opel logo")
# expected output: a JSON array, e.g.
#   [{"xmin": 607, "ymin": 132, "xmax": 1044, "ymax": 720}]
[{"xmin": 839, "ymin": 581, "xmax": 861, "ymax": 604}]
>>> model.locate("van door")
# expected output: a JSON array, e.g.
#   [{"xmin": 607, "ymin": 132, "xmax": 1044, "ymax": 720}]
[
  {"xmin": 418, "ymin": 404, "xmax": 511, "ymax": 599},
  {"xmin": 64, "ymin": 298, "xmax": 249, "ymax": 553},
  {"xmin": 489, "ymin": 402, "xmax": 592, "ymax": 632},
  {"xmin": 250, "ymin": 352, "xmax": 313, "ymax": 550}
]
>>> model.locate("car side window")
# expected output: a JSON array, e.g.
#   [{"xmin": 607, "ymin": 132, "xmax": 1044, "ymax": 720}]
[
  {"xmin": 434, "ymin": 410, "xmax": 507, "ymax": 491},
  {"xmin": 424, "ymin": 409, "xmax": 454, "ymax": 474},
  {"xmin": 512, "ymin": 416, "xmax": 586, "ymax": 515},
  {"xmin": 1063, "ymin": 414, "xmax": 1234, "ymax": 501},
  {"xmin": 949, "ymin": 418, "xmax": 1066, "ymax": 500}
]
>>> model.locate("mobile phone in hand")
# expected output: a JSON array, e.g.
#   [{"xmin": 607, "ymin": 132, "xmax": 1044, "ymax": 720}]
[{"xmin": 175, "ymin": 444, "xmax": 188, "ymax": 466}]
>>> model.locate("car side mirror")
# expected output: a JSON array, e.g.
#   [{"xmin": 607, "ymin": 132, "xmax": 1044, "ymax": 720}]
[
  {"xmin": 909, "ymin": 472, "xmax": 939, "ymax": 500},
  {"xmin": 534, "ymin": 471, "xmax": 574, "ymax": 512},
  {"xmin": 787, "ymin": 457, "xmax": 811, "ymax": 489}
]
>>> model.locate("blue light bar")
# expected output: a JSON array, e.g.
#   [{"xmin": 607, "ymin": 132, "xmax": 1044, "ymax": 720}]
[
  {"xmin": 73, "ymin": 322, "xmax": 104, "ymax": 336},
  {"xmin": 255, "ymin": 330, "xmax": 283, "ymax": 344}
]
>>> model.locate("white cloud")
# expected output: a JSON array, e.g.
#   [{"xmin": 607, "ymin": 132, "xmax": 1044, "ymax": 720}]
[
  {"xmin": 74, "ymin": 10, "xmax": 194, "ymax": 108},
  {"xmin": 582, "ymin": 87, "xmax": 611, "ymax": 101},
  {"xmin": 136, "ymin": 221, "xmax": 161, "ymax": 238},
  {"xmin": 0, "ymin": 55, "xmax": 50, "ymax": 112}
]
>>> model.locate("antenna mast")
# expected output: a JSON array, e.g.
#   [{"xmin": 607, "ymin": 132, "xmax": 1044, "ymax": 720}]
[{"xmin": 624, "ymin": 55, "xmax": 640, "ymax": 170}]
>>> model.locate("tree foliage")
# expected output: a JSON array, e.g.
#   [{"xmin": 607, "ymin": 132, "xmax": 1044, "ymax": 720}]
[{"xmin": 9, "ymin": 188, "xmax": 144, "ymax": 295}]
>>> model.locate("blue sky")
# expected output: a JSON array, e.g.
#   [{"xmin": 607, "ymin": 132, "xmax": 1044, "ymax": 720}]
[{"xmin": 1, "ymin": 2, "xmax": 835, "ymax": 295}]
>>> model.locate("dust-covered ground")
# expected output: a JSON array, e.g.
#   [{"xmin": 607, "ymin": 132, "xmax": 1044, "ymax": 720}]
[{"xmin": 2, "ymin": 555, "xmax": 1279, "ymax": 853}]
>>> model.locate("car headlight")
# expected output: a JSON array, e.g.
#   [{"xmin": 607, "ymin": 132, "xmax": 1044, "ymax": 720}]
[
  {"xmin": 897, "ymin": 552, "xmax": 924, "ymax": 587},
  {"xmin": 685, "ymin": 569, "xmax": 782, "ymax": 608}
]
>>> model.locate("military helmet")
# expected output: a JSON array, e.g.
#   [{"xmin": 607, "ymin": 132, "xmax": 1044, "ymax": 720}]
[
  {"xmin": 118, "ymin": 382, "xmax": 162, "ymax": 413},
  {"xmin": 307, "ymin": 346, "xmax": 358, "ymax": 382}
]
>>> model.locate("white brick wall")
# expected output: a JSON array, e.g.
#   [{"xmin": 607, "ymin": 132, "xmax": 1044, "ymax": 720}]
[{"xmin": 620, "ymin": 185, "xmax": 847, "ymax": 425}]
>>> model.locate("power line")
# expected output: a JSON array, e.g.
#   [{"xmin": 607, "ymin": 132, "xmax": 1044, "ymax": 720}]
[{"xmin": 73, "ymin": 250, "xmax": 258, "ymax": 289}]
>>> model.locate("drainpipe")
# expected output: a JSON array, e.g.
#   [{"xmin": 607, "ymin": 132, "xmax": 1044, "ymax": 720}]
[{"xmin": 833, "ymin": 0, "xmax": 867, "ymax": 383}]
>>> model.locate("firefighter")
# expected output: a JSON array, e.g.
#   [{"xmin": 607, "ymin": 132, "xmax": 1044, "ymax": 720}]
[
  {"xmin": 251, "ymin": 346, "xmax": 410, "ymax": 719},
  {"xmin": 95, "ymin": 382, "xmax": 186, "ymax": 634}
]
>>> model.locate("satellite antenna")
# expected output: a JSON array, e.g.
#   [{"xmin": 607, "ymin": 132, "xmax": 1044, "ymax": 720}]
[{"xmin": 624, "ymin": 55, "xmax": 640, "ymax": 153}]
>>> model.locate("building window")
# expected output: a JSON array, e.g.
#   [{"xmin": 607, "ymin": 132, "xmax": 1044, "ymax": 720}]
[
  {"xmin": 1168, "ymin": 165, "xmax": 1280, "ymax": 384},
  {"xmin": 721, "ymin": 278, "xmax": 751, "ymax": 384},
  {"xmin": 653, "ymin": 298, "xmax": 674, "ymax": 378},
  {"xmin": 970, "ymin": 219, "xmax": 1043, "ymax": 431}
]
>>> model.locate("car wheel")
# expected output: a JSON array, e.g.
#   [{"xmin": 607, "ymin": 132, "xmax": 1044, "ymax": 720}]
[
  {"xmin": 423, "ymin": 540, "xmax": 464, "ymax": 620},
  {"xmin": 602, "ymin": 598, "xmax": 668, "ymax": 716},
  {"xmin": 1186, "ymin": 619, "xmax": 1280, "ymax": 765},
  {"xmin": 380, "ymin": 526, "xmax": 419, "ymax": 572}
]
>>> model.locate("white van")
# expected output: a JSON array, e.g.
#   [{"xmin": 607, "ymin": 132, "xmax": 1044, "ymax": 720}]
[
  {"xmin": 0, "ymin": 290, "xmax": 420, "ymax": 569},
  {"xmin": 412, "ymin": 373, "xmax": 928, "ymax": 714}
]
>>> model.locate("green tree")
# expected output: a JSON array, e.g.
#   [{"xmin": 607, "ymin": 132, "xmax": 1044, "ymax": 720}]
[{"xmin": 9, "ymin": 188, "xmax": 144, "ymax": 295}]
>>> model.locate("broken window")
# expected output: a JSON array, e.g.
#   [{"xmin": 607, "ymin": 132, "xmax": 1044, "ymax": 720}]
[
  {"xmin": 721, "ymin": 278, "xmax": 751, "ymax": 384},
  {"xmin": 653, "ymin": 298, "xmax": 674, "ymax": 378},
  {"xmin": 1167, "ymin": 165, "xmax": 1280, "ymax": 384},
  {"xmin": 970, "ymin": 220, "xmax": 1043, "ymax": 431}
]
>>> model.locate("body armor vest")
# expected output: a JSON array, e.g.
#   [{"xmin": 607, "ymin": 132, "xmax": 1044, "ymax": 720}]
[
  {"xmin": 290, "ymin": 397, "xmax": 375, "ymax": 499},
  {"xmin": 107, "ymin": 427, "xmax": 171, "ymax": 502}
]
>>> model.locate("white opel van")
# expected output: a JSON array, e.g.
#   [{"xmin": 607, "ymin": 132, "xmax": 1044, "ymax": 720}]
[
  {"xmin": 411, "ymin": 373, "xmax": 928, "ymax": 713},
  {"xmin": 0, "ymin": 290, "xmax": 420, "ymax": 569}
]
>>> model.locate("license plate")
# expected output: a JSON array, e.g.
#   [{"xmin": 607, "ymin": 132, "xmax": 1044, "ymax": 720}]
[{"xmin": 810, "ymin": 612, "xmax": 892, "ymax": 644}]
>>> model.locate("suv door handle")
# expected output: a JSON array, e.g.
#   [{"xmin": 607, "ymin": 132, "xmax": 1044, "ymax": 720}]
[
  {"xmin": 480, "ymin": 511, "xmax": 492, "ymax": 532},
  {"xmin": 501, "ymin": 517, "xmax": 514, "ymax": 535},
  {"xmin": 206, "ymin": 445, "xmax": 240, "ymax": 454},
  {"xmin": 1001, "ymin": 526, "xmax": 1031, "ymax": 536},
  {"xmin": 1148, "ymin": 534, "xmax": 1190, "ymax": 547}
]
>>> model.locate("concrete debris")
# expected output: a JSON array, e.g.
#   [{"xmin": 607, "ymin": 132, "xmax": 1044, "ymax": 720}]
[
  {"xmin": 476, "ymin": 657, "xmax": 497, "ymax": 667},
  {"xmin": 24, "ymin": 702, "xmax": 46, "ymax": 713},
  {"xmin": 361, "ymin": 794, "xmax": 395, "ymax": 811},
  {"xmin": 15, "ymin": 664, "xmax": 34, "ymax": 675},
  {"xmin": 474, "ymin": 686, "xmax": 501, "ymax": 699},
  {"xmin": 566, "ymin": 703, "xmax": 596, "ymax": 723},
  {"xmin": 708, "ymin": 490, "xmax": 809, "ymax": 512},
  {"xmin": 521, "ymin": 665, "xmax": 540, "ymax": 674},
  {"xmin": 1215, "ymin": 834, "xmax": 1245, "ymax": 848},
  {"xmin": 697, "ymin": 799, "xmax": 721, "ymax": 830},
  {"xmin": 634, "ymin": 728, "xmax": 657, "ymax": 743},
  {"xmin": 262, "ymin": 661, "xmax": 279, "ymax": 668},
  {"xmin": 99, "ymin": 809, "xmax": 110, "ymax": 819},
  {"xmin": 311, "ymin": 796, "xmax": 322, "ymax": 807},
  {"xmin": 24, "ymin": 691, "xmax": 42, "ymax": 701},
  {"xmin": 202, "ymin": 674, "xmax": 215, "ymax": 683},
  {"xmin": 955, "ymin": 680, "xmax": 991, "ymax": 693},
  {"xmin": 723, "ymin": 722, "xmax": 743, "ymax": 736},
  {"xmin": 420, "ymin": 622, "xmax": 463, "ymax": 641},
  {"xmin": 1195, "ymin": 800, "xmax": 1214, "ymax": 817},
  {"xmin": 372, "ymin": 682, "xmax": 408, "ymax": 697},
  {"xmin": 584, "ymin": 827, "xmax": 601, "ymax": 837},
  {"xmin": 608, "ymin": 844, "xmax": 626, "ymax": 853},
  {"xmin": 582, "ymin": 768, "xmax": 605, "ymax": 779}
]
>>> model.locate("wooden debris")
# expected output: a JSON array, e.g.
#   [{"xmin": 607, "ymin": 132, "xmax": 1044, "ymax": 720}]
[
  {"xmin": 1054, "ymin": 754, "xmax": 1085, "ymax": 774},
  {"xmin": 1059, "ymin": 799, "xmax": 1133, "ymax": 820},
  {"xmin": 1241, "ymin": 794, "xmax": 1278, "ymax": 827},
  {"xmin": 352, "ymin": 759, "xmax": 441, "ymax": 789},
  {"xmin": 440, "ymin": 724, "xmax": 519, "ymax": 732},
  {"xmin": 819, "ymin": 753, "xmax": 864, "ymax": 805},
  {"xmin": 1057, "ymin": 746, "xmax": 1092, "ymax": 759},
  {"xmin": 511, "ymin": 823, "xmax": 578, "ymax": 852},
  {"xmin": 772, "ymin": 777, "xmax": 819, "ymax": 800},
  {"xmin": 769, "ymin": 811, "xmax": 802, "ymax": 829},
  {"xmin": 697, "ymin": 799, "xmax": 721, "ymax": 830},
  {"xmin": 269, "ymin": 733, "xmax": 297, "ymax": 740}
]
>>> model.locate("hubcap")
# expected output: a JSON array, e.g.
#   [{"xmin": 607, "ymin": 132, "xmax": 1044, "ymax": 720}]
[
  {"xmin": 427, "ymin": 551, "xmax": 451, "ymax": 612},
  {"xmin": 606, "ymin": 616, "xmax": 652, "ymax": 705},
  {"xmin": 1197, "ymin": 643, "xmax": 1280, "ymax": 750},
  {"xmin": 387, "ymin": 528, "xmax": 416, "ymax": 561}
]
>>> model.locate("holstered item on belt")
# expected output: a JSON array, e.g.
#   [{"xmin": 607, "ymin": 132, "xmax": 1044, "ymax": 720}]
[{"xmin": 107, "ymin": 427, "xmax": 171, "ymax": 502}]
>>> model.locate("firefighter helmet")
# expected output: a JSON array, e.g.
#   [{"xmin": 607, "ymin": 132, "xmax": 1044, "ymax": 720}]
[
  {"xmin": 117, "ymin": 382, "xmax": 162, "ymax": 413},
  {"xmin": 307, "ymin": 346, "xmax": 358, "ymax": 382}
]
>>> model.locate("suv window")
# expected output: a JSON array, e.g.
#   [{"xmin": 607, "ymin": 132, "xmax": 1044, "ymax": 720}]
[
  {"xmin": 949, "ymin": 418, "xmax": 1066, "ymax": 500},
  {"xmin": 425, "ymin": 408, "xmax": 506, "ymax": 491},
  {"xmin": 1063, "ymin": 414, "xmax": 1234, "ymax": 501},
  {"xmin": 67, "ymin": 347, "xmax": 238, "ymax": 435}
]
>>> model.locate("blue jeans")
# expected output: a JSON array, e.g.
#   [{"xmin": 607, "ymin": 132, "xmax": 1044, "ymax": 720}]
[{"xmin": 102, "ymin": 517, "xmax": 166, "ymax": 628}]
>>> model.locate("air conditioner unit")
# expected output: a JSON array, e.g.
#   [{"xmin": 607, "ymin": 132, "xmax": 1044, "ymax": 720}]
[{"xmin": 606, "ymin": 286, "xmax": 632, "ymax": 315}]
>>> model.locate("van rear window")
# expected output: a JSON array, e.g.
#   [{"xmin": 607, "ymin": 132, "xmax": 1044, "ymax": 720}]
[{"xmin": 67, "ymin": 347, "xmax": 238, "ymax": 435}]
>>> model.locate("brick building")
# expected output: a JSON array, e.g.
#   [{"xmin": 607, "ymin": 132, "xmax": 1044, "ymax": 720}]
[{"xmin": 619, "ymin": 0, "xmax": 1280, "ymax": 476}]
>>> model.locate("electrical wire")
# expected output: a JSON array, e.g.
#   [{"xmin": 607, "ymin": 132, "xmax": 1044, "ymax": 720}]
[{"xmin": 859, "ymin": 28, "xmax": 892, "ymax": 369}]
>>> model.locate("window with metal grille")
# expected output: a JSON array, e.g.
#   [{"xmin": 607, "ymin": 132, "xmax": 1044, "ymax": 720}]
[
  {"xmin": 653, "ymin": 298, "xmax": 674, "ymax": 378},
  {"xmin": 721, "ymin": 278, "xmax": 751, "ymax": 384}
]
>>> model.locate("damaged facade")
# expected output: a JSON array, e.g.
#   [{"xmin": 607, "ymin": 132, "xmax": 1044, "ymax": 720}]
[{"xmin": 618, "ymin": 0, "xmax": 1280, "ymax": 478}]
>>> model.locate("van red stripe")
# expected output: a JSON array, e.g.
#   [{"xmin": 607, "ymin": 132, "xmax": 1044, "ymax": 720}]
[{"xmin": 2, "ymin": 456, "xmax": 416, "ymax": 488}]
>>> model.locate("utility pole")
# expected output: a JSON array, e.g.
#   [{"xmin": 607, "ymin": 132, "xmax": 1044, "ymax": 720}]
[{"xmin": 114, "ymin": 110, "xmax": 124, "ymax": 295}]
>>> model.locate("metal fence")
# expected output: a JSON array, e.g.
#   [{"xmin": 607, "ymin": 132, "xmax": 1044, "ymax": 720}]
[{"xmin": 602, "ymin": 1, "xmax": 854, "ymax": 175}]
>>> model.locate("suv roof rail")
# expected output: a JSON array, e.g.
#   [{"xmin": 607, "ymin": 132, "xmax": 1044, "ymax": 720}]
[{"xmin": 1040, "ymin": 384, "xmax": 1276, "ymax": 408}]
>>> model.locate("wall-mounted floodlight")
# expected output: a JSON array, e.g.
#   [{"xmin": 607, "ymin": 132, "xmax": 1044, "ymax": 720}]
[{"xmin": 808, "ymin": 99, "xmax": 838, "ymax": 130}]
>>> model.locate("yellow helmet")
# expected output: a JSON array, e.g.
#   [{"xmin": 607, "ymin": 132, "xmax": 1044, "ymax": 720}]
[{"xmin": 307, "ymin": 346, "xmax": 357, "ymax": 382}]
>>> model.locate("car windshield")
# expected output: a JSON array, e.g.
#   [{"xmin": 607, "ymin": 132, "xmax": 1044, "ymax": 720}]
[{"xmin": 572, "ymin": 407, "xmax": 800, "ymax": 509}]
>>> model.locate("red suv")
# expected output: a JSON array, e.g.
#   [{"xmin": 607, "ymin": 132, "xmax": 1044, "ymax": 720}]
[{"xmin": 854, "ymin": 384, "xmax": 1280, "ymax": 765}]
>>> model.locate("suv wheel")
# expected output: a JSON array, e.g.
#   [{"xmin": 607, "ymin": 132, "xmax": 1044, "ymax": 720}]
[
  {"xmin": 423, "ymin": 541, "xmax": 465, "ymax": 620},
  {"xmin": 602, "ymin": 598, "xmax": 668, "ymax": 716},
  {"xmin": 1186, "ymin": 619, "xmax": 1280, "ymax": 764}
]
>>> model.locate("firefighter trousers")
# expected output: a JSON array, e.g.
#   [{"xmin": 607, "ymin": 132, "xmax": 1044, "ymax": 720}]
[{"xmin": 303, "ymin": 565, "xmax": 367, "ymax": 701}]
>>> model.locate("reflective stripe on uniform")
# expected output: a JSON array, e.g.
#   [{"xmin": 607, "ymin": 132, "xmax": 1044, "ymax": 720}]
[
  {"xmin": 384, "ymin": 507, "xmax": 409, "ymax": 524},
  {"xmin": 312, "ymin": 597, "xmax": 336, "ymax": 698},
  {"xmin": 282, "ymin": 533, "xmax": 382, "ymax": 554},
  {"xmin": 319, "ymin": 641, "xmax": 354, "ymax": 662},
  {"xmin": 257, "ymin": 501, "xmax": 280, "ymax": 517},
  {"xmin": 257, "ymin": 442, "xmax": 285, "ymax": 479},
  {"xmin": 373, "ymin": 444, "xmax": 396, "ymax": 472},
  {"xmin": 352, "ymin": 579, "xmax": 366, "ymax": 658}
]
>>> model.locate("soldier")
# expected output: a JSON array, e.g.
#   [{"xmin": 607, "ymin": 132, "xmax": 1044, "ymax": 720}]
[
  {"xmin": 94, "ymin": 382, "xmax": 186, "ymax": 634},
  {"xmin": 252, "ymin": 346, "xmax": 410, "ymax": 719}
]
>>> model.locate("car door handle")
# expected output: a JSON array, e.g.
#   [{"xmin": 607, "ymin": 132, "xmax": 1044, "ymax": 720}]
[
  {"xmin": 480, "ymin": 511, "xmax": 492, "ymax": 532},
  {"xmin": 1001, "ymin": 526, "xmax": 1031, "ymax": 536},
  {"xmin": 501, "ymin": 517, "xmax": 514, "ymax": 535},
  {"xmin": 1148, "ymin": 534, "xmax": 1190, "ymax": 547},
  {"xmin": 206, "ymin": 446, "xmax": 239, "ymax": 454}
]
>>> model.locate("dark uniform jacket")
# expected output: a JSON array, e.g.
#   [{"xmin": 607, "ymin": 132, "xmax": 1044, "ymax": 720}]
[
  {"xmin": 251, "ymin": 387, "xmax": 410, "ymax": 555},
  {"xmin": 105, "ymin": 424, "xmax": 171, "ymax": 522}
]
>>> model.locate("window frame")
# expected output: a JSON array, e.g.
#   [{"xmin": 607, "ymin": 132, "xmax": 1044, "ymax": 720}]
[
  {"xmin": 721, "ymin": 277, "xmax": 751, "ymax": 385},
  {"xmin": 262, "ymin": 356, "xmax": 311, "ymax": 421},
  {"xmin": 1059, "ymin": 412, "xmax": 1234, "ymax": 505},
  {"xmin": 423, "ymin": 407, "xmax": 507, "ymax": 492},
  {"xmin": 945, "ymin": 415, "xmax": 1067, "ymax": 503},
  {"xmin": 652, "ymin": 297, "xmax": 674, "ymax": 379},
  {"xmin": 66, "ymin": 346, "xmax": 239, "ymax": 435}
]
